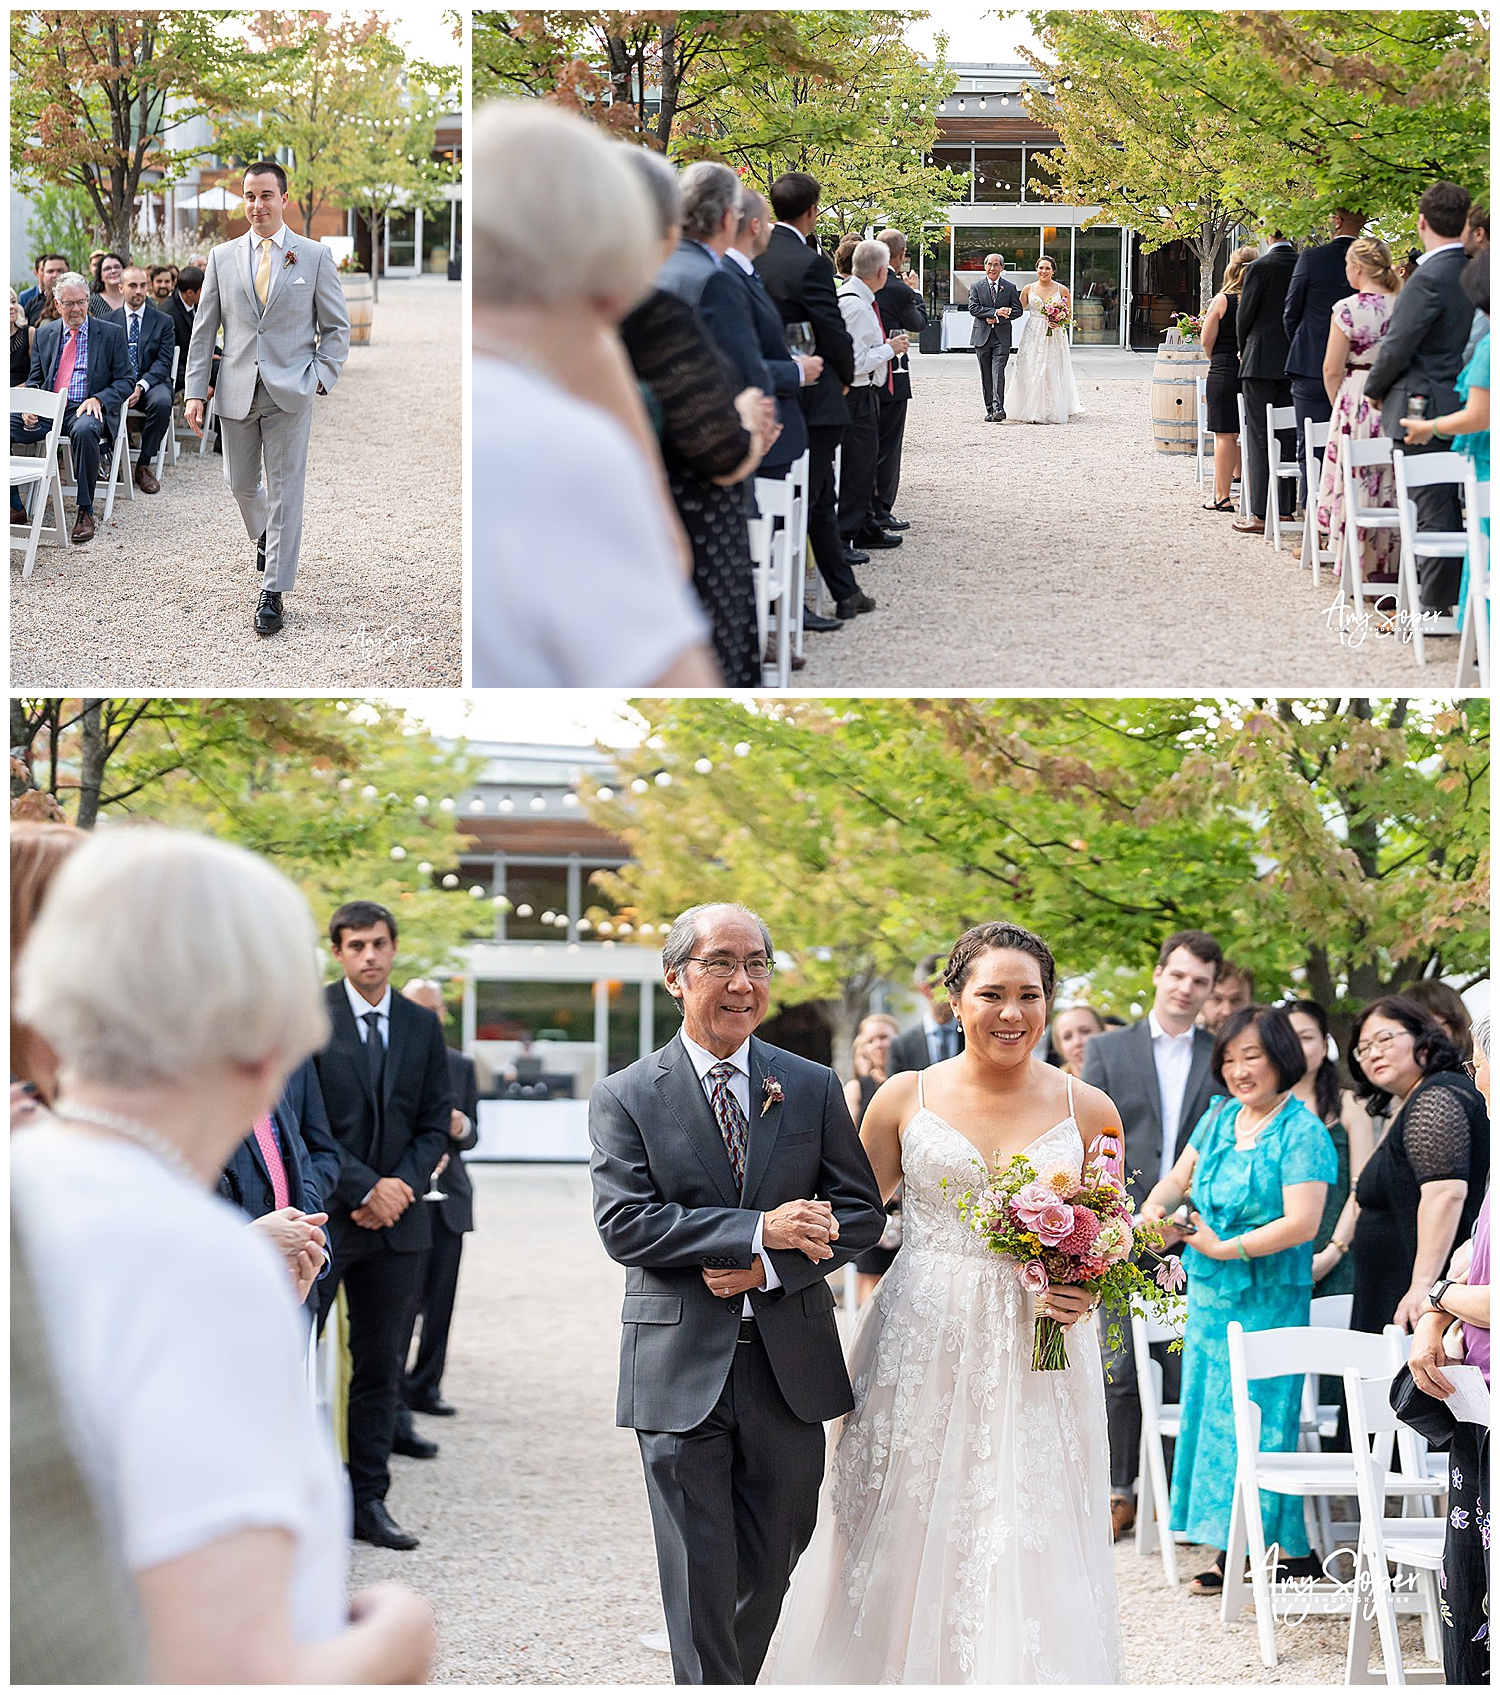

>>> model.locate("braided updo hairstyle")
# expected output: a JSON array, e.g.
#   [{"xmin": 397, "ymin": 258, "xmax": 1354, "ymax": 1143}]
[
  {"xmin": 1347, "ymin": 236, "xmax": 1400, "ymax": 294},
  {"xmin": 941, "ymin": 922, "xmax": 1057, "ymax": 1004}
]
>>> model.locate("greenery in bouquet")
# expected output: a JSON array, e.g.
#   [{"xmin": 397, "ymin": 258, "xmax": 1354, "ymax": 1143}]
[
  {"xmin": 1040, "ymin": 297, "xmax": 1072, "ymax": 337},
  {"xmin": 1172, "ymin": 311, "xmax": 1204, "ymax": 341},
  {"xmin": 948, "ymin": 1145, "xmax": 1186, "ymax": 1370}
]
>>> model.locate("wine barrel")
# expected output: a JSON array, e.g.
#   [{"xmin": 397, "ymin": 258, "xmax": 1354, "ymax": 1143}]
[
  {"xmin": 343, "ymin": 272, "xmax": 373, "ymax": 346},
  {"xmin": 1151, "ymin": 340, "xmax": 1207, "ymax": 454},
  {"xmin": 1074, "ymin": 296, "xmax": 1107, "ymax": 344}
]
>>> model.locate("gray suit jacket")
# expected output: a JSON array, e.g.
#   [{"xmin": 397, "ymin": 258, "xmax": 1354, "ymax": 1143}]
[
  {"xmin": 1080, "ymin": 1020, "xmax": 1217, "ymax": 1211},
  {"xmin": 185, "ymin": 227, "xmax": 350, "ymax": 419},
  {"xmin": 655, "ymin": 238, "xmax": 721, "ymax": 311},
  {"xmin": 1364, "ymin": 245, "xmax": 1476, "ymax": 437},
  {"xmin": 888, "ymin": 1021, "xmax": 963, "ymax": 1075},
  {"xmin": 968, "ymin": 275, "xmax": 1022, "ymax": 351},
  {"xmin": 590, "ymin": 1031, "xmax": 884, "ymax": 1433}
]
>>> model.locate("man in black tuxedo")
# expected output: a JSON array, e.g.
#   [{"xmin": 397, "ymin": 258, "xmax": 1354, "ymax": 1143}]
[
  {"xmin": 1082, "ymin": 928, "xmax": 1222, "ymax": 1541},
  {"xmin": 12, "ymin": 270, "xmax": 132, "ymax": 544},
  {"xmin": 1232, "ymin": 234, "xmax": 1299, "ymax": 536},
  {"xmin": 394, "ymin": 979, "xmax": 481, "ymax": 1441},
  {"xmin": 313, "ymin": 900, "xmax": 452, "ymax": 1551},
  {"xmin": 871, "ymin": 228, "xmax": 926, "ymax": 531},
  {"xmin": 1365, "ymin": 180, "xmax": 1477, "ymax": 611},
  {"xmin": 1283, "ymin": 210, "xmax": 1364, "ymax": 509},
  {"xmin": 165, "ymin": 265, "xmax": 222, "ymax": 453},
  {"xmin": 756, "ymin": 172, "xmax": 875, "ymax": 623},
  {"xmin": 107, "ymin": 265, "xmax": 175, "ymax": 494},
  {"xmin": 968, "ymin": 253, "xmax": 1023, "ymax": 421},
  {"xmin": 887, "ymin": 952, "xmax": 964, "ymax": 1074}
]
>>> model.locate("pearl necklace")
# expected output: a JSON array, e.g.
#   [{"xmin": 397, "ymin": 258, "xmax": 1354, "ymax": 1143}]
[
  {"xmin": 54, "ymin": 1100, "xmax": 201, "ymax": 1186},
  {"xmin": 1235, "ymin": 1093, "xmax": 1289, "ymax": 1147}
]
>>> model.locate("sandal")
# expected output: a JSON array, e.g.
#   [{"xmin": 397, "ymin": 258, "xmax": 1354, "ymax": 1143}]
[
  {"xmin": 1188, "ymin": 1561, "xmax": 1225, "ymax": 1595},
  {"xmin": 1202, "ymin": 497, "xmax": 1235, "ymax": 512}
]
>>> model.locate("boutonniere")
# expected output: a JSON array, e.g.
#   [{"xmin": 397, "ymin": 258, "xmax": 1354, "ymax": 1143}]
[
  {"xmin": 761, "ymin": 1076, "xmax": 784, "ymax": 1117},
  {"xmin": 282, "ymin": 249, "xmax": 298, "ymax": 271}
]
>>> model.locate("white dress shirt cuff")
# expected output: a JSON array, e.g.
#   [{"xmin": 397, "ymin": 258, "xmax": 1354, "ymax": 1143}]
[{"xmin": 754, "ymin": 1214, "xmax": 782, "ymax": 1291}]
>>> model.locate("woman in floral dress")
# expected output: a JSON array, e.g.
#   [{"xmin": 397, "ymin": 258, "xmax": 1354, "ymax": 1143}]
[{"xmin": 1314, "ymin": 237, "xmax": 1402, "ymax": 579}]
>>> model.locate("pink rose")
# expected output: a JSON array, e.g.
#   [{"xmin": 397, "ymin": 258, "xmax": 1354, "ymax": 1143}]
[
  {"xmin": 1012, "ymin": 1181, "xmax": 1076, "ymax": 1246},
  {"xmin": 1018, "ymin": 1258, "xmax": 1049, "ymax": 1294}
]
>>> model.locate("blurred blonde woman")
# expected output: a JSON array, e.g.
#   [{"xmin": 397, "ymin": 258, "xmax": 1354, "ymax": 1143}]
[
  {"xmin": 11, "ymin": 821, "xmax": 86, "ymax": 1113},
  {"xmin": 846, "ymin": 1013, "xmax": 903, "ymax": 1302},
  {"xmin": 1199, "ymin": 244, "xmax": 1259, "ymax": 510},
  {"xmin": 1050, "ymin": 1003, "xmax": 1105, "ymax": 1077}
]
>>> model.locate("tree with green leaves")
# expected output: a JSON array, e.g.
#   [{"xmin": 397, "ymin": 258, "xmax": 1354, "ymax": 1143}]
[
  {"xmin": 10, "ymin": 10, "xmax": 247, "ymax": 256},
  {"xmin": 586, "ymin": 697, "xmax": 1487, "ymax": 1069},
  {"xmin": 20, "ymin": 181, "xmax": 102, "ymax": 277}
]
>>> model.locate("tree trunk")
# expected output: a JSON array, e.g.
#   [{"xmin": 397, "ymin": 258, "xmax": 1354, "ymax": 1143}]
[
  {"xmin": 829, "ymin": 980, "xmax": 872, "ymax": 1082},
  {"xmin": 76, "ymin": 700, "xmax": 107, "ymax": 830},
  {"xmin": 656, "ymin": 23, "xmax": 681, "ymax": 151},
  {"xmin": 370, "ymin": 211, "xmax": 381, "ymax": 302}
]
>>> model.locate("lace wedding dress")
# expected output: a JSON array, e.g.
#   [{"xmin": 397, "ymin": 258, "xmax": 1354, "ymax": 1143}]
[
  {"xmin": 763, "ymin": 1072, "xmax": 1121, "ymax": 1685},
  {"xmin": 1009, "ymin": 290, "xmax": 1084, "ymax": 425}
]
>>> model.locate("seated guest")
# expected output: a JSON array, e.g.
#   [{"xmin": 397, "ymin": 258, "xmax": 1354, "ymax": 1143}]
[
  {"xmin": 89, "ymin": 252, "xmax": 126, "ymax": 319},
  {"xmin": 1143, "ymin": 1004, "xmax": 1335, "ymax": 1593},
  {"xmin": 108, "ymin": 265, "xmax": 175, "ymax": 494},
  {"xmin": 22, "ymin": 254, "xmax": 67, "ymax": 325},
  {"xmin": 164, "ymin": 263, "xmax": 222, "ymax": 454},
  {"xmin": 148, "ymin": 264, "xmax": 175, "ymax": 305},
  {"xmin": 836, "ymin": 239, "xmax": 908, "ymax": 555},
  {"xmin": 469, "ymin": 100, "xmax": 718, "ymax": 688},
  {"xmin": 871, "ymin": 228, "xmax": 926, "ymax": 533},
  {"xmin": 10, "ymin": 290, "xmax": 30, "ymax": 525},
  {"xmin": 1283, "ymin": 209, "xmax": 1365, "ymax": 513},
  {"xmin": 12, "ymin": 827, "xmax": 434, "ymax": 1681},
  {"xmin": 12, "ymin": 270, "xmax": 133, "ymax": 544}
]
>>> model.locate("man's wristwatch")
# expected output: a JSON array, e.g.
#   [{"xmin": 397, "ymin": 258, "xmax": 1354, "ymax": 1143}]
[{"xmin": 1428, "ymin": 1277, "xmax": 1456, "ymax": 1315}]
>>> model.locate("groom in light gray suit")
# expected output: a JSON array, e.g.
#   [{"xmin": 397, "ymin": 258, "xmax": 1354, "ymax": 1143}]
[
  {"xmin": 185, "ymin": 160, "xmax": 349, "ymax": 637},
  {"xmin": 590, "ymin": 903, "xmax": 884, "ymax": 1686}
]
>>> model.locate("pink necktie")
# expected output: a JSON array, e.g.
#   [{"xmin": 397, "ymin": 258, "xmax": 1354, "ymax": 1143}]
[
  {"xmin": 52, "ymin": 329, "xmax": 78, "ymax": 394},
  {"xmin": 252, "ymin": 1115, "xmax": 291, "ymax": 1211}
]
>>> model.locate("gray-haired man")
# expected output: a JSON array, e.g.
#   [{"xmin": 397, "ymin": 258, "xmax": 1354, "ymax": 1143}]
[
  {"xmin": 185, "ymin": 159, "xmax": 349, "ymax": 637},
  {"xmin": 656, "ymin": 161, "xmax": 743, "ymax": 309},
  {"xmin": 590, "ymin": 902, "xmax": 884, "ymax": 1684}
]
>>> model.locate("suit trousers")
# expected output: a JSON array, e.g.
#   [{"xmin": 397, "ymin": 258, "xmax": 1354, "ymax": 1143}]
[
  {"xmin": 1240, "ymin": 376, "xmax": 1295, "ymax": 520},
  {"xmin": 1289, "ymin": 376, "xmax": 1333, "ymax": 511},
  {"xmin": 128, "ymin": 382, "xmax": 174, "ymax": 469},
  {"xmin": 218, "ymin": 376, "xmax": 316, "ymax": 592},
  {"xmin": 975, "ymin": 341, "xmax": 1010, "ymax": 415},
  {"xmin": 836, "ymin": 386, "xmax": 882, "ymax": 541},
  {"xmin": 872, "ymin": 390, "xmax": 908, "ymax": 523},
  {"xmin": 804, "ymin": 423, "xmax": 859, "ymax": 604},
  {"xmin": 636, "ymin": 1326, "xmax": 825, "ymax": 1685},
  {"xmin": 11, "ymin": 406, "xmax": 107, "ymax": 513},
  {"xmin": 403, "ymin": 1221, "xmax": 465, "ymax": 1405},
  {"xmin": 316, "ymin": 1230, "xmax": 424, "ymax": 1508},
  {"xmin": 1399, "ymin": 436, "xmax": 1465, "ymax": 608},
  {"xmin": 1102, "ymin": 1292, "xmax": 1182, "ymax": 1494}
]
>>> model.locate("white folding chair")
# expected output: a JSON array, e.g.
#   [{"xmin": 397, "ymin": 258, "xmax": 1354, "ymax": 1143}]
[
  {"xmin": 751, "ymin": 475, "xmax": 795, "ymax": 687},
  {"xmin": 1342, "ymin": 436, "xmax": 1399, "ymax": 616},
  {"xmin": 1302, "ymin": 418, "xmax": 1333, "ymax": 580},
  {"xmin": 9, "ymin": 387, "xmax": 72, "ymax": 578},
  {"xmin": 1454, "ymin": 464, "xmax": 1489, "ymax": 686},
  {"xmin": 1131, "ymin": 1307, "xmax": 1185, "ymax": 1585},
  {"xmin": 809, "ymin": 441, "xmax": 843, "ymax": 620},
  {"xmin": 1393, "ymin": 448, "xmax": 1467, "ymax": 665},
  {"xmin": 787, "ymin": 449, "xmax": 810, "ymax": 659},
  {"xmin": 1236, "ymin": 392, "xmax": 1251, "ymax": 518},
  {"xmin": 1342, "ymin": 1368, "xmax": 1446, "ymax": 1684},
  {"xmin": 127, "ymin": 346, "xmax": 176, "ymax": 483},
  {"xmin": 58, "ymin": 399, "xmax": 132, "ymax": 527},
  {"xmin": 198, "ymin": 387, "xmax": 218, "ymax": 456},
  {"xmin": 1221, "ymin": 1321, "xmax": 1439, "ymax": 1668},
  {"xmin": 1195, "ymin": 375, "xmax": 1212, "ymax": 492},
  {"xmin": 1301, "ymin": 1292, "xmax": 1356, "ymax": 1554},
  {"xmin": 1266, "ymin": 402, "xmax": 1300, "ymax": 551}
]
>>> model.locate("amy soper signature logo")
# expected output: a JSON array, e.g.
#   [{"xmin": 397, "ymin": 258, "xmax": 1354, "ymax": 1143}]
[
  {"xmin": 1324, "ymin": 590, "xmax": 1446, "ymax": 648},
  {"xmin": 353, "ymin": 623, "xmax": 429, "ymax": 661},
  {"xmin": 1257, "ymin": 1543, "xmax": 1419, "ymax": 1627}
]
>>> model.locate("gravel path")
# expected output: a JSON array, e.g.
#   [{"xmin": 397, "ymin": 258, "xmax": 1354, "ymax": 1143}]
[
  {"xmin": 10, "ymin": 278, "xmax": 461, "ymax": 689},
  {"xmin": 356, "ymin": 1163, "xmax": 1427, "ymax": 1685},
  {"xmin": 798, "ymin": 349, "xmax": 1452, "ymax": 688}
]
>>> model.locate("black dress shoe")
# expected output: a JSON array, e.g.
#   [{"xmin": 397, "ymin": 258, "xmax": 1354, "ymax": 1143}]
[
  {"xmin": 855, "ymin": 529, "xmax": 903, "ymax": 549},
  {"xmin": 256, "ymin": 531, "xmax": 266, "ymax": 573},
  {"xmin": 353, "ymin": 1501, "xmax": 419, "ymax": 1550},
  {"xmin": 878, "ymin": 516, "xmax": 911, "ymax": 531},
  {"xmin": 842, "ymin": 546, "xmax": 870, "ymax": 566},
  {"xmin": 391, "ymin": 1427, "xmax": 439, "ymax": 1459},
  {"xmin": 406, "ymin": 1395, "xmax": 457, "ymax": 1418},
  {"xmin": 254, "ymin": 591, "xmax": 283, "ymax": 636},
  {"xmin": 835, "ymin": 591, "xmax": 877, "ymax": 619},
  {"xmin": 801, "ymin": 609, "xmax": 841, "ymax": 633}
]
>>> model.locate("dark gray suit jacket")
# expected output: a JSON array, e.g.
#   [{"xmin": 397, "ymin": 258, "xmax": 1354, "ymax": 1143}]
[
  {"xmin": 655, "ymin": 238, "xmax": 721, "ymax": 310},
  {"xmin": 1364, "ymin": 245, "xmax": 1476, "ymax": 437},
  {"xmin": 590, "ymin": 1031, "xmax": 884, "ymax": 1433},
  {"xmin": 888, "ymin": 1021, "xmax": 963, "ymax": 1075},
  {"xmin": 967, "ymin": 275, "xmax": 1022, "ymax": 352},
  {"xmin": 1080, "ymin": 1020, "xmax": 1217, "ymax": 1211}
]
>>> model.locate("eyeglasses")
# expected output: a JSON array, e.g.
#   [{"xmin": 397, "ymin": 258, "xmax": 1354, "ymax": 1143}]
[
  {"xmin": 686, "ymin": 955, "xmax": 775, "ymax": 980},
  {"xmin": 1352, "ymin": 1029, "xmax": 1409, "ymax": 1062},
  {"xmin": 1462, "ymin": 1060, "xmax": 1478, "ymax": 1080}
]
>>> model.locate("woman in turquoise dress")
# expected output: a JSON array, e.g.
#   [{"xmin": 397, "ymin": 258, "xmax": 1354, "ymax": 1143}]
[{"xmin": 1141, "ymin": 1005, "xmax": 1336, "ymax": 1592}]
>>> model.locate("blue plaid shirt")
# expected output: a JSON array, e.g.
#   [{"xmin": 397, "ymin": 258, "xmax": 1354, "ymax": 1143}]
[{"xmin": 57, "ymin": 319, "xmax": 89, "ymax": 402}]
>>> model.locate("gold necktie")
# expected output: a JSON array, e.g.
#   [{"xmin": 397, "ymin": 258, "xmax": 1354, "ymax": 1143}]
[{"xmin": 255, "ymin": 237, "xmax": 272, "ymax": 306}]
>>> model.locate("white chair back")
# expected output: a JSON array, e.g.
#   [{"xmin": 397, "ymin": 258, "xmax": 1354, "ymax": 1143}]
[
  {"xmin": 1301, "ymin": 417, "xmax": 1333, "ymax": 581},
  {"xmin": 787, "ymin": 449, "xmax": 811, "ymax": 654},
  {"xmin": 752, "ymin": 475, "xmax": 795, "ymax": 687},
  {"xmin": 1195, "ymin": 374, "xmax": 1211, "ymax": 490},
  {"xmin": 1235, "ymin": 391, "xmax": 1250, "ymax": 517},
  {"xmin": 1455, "ymin": 464, "xmax": 1490, "ymax": 686},
  {"xmin": 9, "ymin": 386, "xmax": 72, "ymax": 577},
  {"xmin": 1341, "ymin": 435, "xmax": 1398, "ymax": 614},
  {"xmin": 1131, "ymin": 1307, "xmax": 1185, "ymax": 1585},
  {"xmin": 1266, "ymin": 402, "xmax": 1299, "ymax": 552},
  {"xmin": 1392, "ymin": 447, "xmax": 1468, "ymax": 665}
]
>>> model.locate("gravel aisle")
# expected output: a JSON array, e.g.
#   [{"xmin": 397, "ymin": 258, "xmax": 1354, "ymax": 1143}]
[
  {"xmin": 798, "ymin": 349, "xmax": 1448, "ymax": 689},
  {"xmin": 357, "ymin": 1163, "xmax": 1417, "ymax": 1685},
  {"xmin": 10, "ymin": 278, "xmax": 461, "ymax": 689}
]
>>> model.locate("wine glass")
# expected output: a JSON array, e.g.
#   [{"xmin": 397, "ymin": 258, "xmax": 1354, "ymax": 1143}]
[
  {"xmin": 423, "ymin": 1153, "xmax": 448, "ymax": 1202},
  {"xmin": 785, "ymin": 320, "xmax": 816, "ymax": 359}
]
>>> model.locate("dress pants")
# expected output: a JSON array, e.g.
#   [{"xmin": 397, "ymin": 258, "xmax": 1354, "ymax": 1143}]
[
  {"xmin": 975, "ymin": 340, "xmax": 1010, "ymax": 415},
  {"xmin": 636, "ymin": 1326, "xmax": 826, "ymax": 1685},
  {"xmin": 128, "ymin": 382, "xmax": 174, "ymax": 469},
  {"xmin": 836, "ymin": 385, "xmax": 881, "ymax": 541},
  {"xmin": 1103, "ymin": 1292, "xmax": 1183, "ymax": 1494},
  {"xmin": 403, "ymin": 1220, "xmax": 466, "ymax": 1406},
  {"xmin": 1398, "ymin": 435, "xmax": 1465, "ymax": 608},
  {"xmin": 872, "ymin": 390, "xmax": 908, "ymax": 524},
  {"xmin": 804, "ymin": 423, "xmax": 859, "ymax": 604},
  {"xmin": 11, "ymin": 404, "xmax": 107, "ymax": 513},
  {"xmin": 1240, "ymin": 376, "xmax": 1296, "ymax": 520},
  {"xmin": 218, "ymin": 376, "xmax": 316, "ymax": 592},
  {"xmin": 1289, "ymin": 375, "xmax": 1333, "ymax": 510},
  {"xmin": 316, "ymin": 1229, "xmax": 424, "ymax": 1508}
]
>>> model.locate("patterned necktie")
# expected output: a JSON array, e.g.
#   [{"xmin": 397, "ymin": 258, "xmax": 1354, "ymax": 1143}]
[
  {"xmin": 52, "ymin": 329, "xmax": 78, "ymax": 395},
  {"xmin": 252, "ymin": 1114, "xmax": 290, "ymax": 1211},
  {"xmin": 127, "ymin": 311, "xmax": 139, "ymax": 376},
  {"xmin": 707, "ymin": 1062, "xmax": 747, "ymax": 1192},
  {"xmin": 362, "ymin": 1009, "xmax": 385, "ymax": 1094},
  {"xmin": 255, "ymin": 238, "xmax": 272, "ymax": 307}
]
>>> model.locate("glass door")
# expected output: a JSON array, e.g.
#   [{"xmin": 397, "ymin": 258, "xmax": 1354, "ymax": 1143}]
[{"xmin": 383, "ymin": 206, "xmax": 421, "ymax": 277}]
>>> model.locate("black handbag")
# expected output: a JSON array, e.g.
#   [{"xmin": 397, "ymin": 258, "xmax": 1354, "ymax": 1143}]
[{"xmin": 1388, "ymin": 1361, "xmax": 1460, "ymax": 1452}]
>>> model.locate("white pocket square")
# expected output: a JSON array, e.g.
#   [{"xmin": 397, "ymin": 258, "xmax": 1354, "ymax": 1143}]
[{"xmin": 292, "ymin": 277, "xmax": 308, "ymax": 285}]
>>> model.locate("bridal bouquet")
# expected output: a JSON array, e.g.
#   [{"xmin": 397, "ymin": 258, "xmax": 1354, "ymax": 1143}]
[
  {"xmin": 1172, "ymin": 312, "xmax": 1205, "ymax": 342},
  {"xmin": 953, "ymin": 1142, "xmax": 1186, "ymax": 1370},
  {"xmin": 1039, "ymin": 298, "xmax": 1072, "ymax": 337}
]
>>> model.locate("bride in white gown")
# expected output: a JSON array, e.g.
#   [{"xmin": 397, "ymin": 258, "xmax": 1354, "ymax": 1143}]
[
  {"xmin": 764, "ymin": 922, "xmax": 1123, "ymax": 1685},
  {"xmin": 1009, "ymin": 256, "xmax": 1084, "ymax": 424}
]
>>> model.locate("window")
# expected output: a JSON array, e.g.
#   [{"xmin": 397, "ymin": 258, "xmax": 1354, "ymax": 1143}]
[
  {"xmin": 474, "ymin": 979, "xmax": 594, "ymax": 1049},
  {"xmin": 932, "ymin": 143, "xmax": 973, "ymax": 204},
  {"xmin": 1073, "ymin": 225, "xmax": 1123, "ymax": 342},
  {"xmin": 504, "ymin": 864, "xmax": 569, "ymax": 939},
  {"xmin": 955, "ymin": 226, "xmax": 1040, "ymax": 279},
  {"xmin": 1025, "ymin": 147, "xmax": 1061, "ymax": 199},
  {"xmin": 973, "ymin": 147, "xmax": 1022, "ymax": 203}
]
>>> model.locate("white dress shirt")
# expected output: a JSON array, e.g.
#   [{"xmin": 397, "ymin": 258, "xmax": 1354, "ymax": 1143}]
[
  {"xmin": 1416, "ymin": 240, "xmax": 1466, "ymax": 267},
  {"xmin": 837, "ymin": 275, "xmax": 895, "ymax": 386},
  {"xmin": 679, "ymin": 1031, "xmax": 783, "ymax": 1308},
  {"xmin": 249, "ymin": 221, "xmax": 289, "ymax": 308},
  {"xmin": 344, "ymin": 977, "xmax": 392, "ymax": 1047},
  {"xmin": 123, "ymin": 305, "xmax": 148, "ymax": 384},
  {"xmin": 1148, "ymin": 1011, "xmax": 1196, "ymax": 1186},
  {"xmin": 726, "ymin": 247, "xmax": 755, "ymax": 276},
  {"xmin": 923, "ymin": 1014, "xmax": 958, "ymax": 1066}
]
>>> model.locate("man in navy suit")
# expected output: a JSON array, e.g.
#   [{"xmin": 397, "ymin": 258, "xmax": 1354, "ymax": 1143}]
[
  {"xmin": 656, "ymin": 161, "xmax": 740, "ymax": 310},
  {"xmin": 12, "ymin": 270, "xmax": 132, "ymax": 543},
  {"xmin": 1283, "ymin": 210, "xmax": 1363, "ymax": 509},
  {"xmin": 107, "ymin": 265, "xmax": 176, "ymax": 494}
]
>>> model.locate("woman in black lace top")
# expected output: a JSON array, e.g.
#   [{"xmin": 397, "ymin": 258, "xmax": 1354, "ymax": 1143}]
[
  {"xmin": 11, "ymin": 288, "xmax": 32, "ymax": 386},
  {"xmin": 1345, "ymin": 995, "xmax": 1489, "ymax": 1333}
]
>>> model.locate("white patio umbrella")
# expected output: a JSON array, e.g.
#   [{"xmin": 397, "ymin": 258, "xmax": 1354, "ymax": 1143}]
[{"xmin": 181, "ymin": 185, "xmax": 243, "ymax": 210}]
